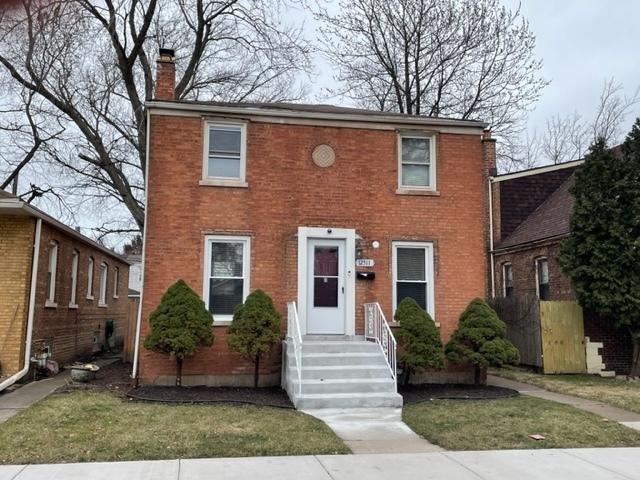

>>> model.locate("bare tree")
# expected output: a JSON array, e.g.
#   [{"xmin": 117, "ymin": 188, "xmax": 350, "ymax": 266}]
[
  {"xmin": 592, "ymin": 77, "xmax": 640, "ymax": 144},
  {"xmin": 540, "ymin": 113, "xmax": 588, "ymax": 164},
  {"xmin": 0, "ymin": 0, "xmax": 310, "ymax": 241},
  {"xmin": 315, "ymin": 0, "xmax": 547, "ymax": 169}
]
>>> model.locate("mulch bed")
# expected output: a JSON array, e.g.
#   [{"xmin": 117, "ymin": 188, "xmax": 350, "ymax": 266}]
[
  {"xmin": 400, "ymin": 383, "xmax": 519, "ymax": 404},
  {"xmin": 57, "ymin": 359, "xmax": 133, "ymax": 396},
  {"xmin": 127, "ymin": 385, "xmax": 294, "ymax": 409}
]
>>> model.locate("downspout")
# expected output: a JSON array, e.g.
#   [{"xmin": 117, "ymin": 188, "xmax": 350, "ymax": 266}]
[
  {"xmin": 488, "ymin": 177, "xmax": 495, "ymax": 298},
  {"xmin": 131, "ymin": 108, "xmax": 150, "ymax": 383},
  {"xmin": 0, "ymin": 218, "xmax": 42, "ymax": 392}
]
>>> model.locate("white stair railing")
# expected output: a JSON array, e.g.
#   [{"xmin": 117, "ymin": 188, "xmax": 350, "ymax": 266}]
[
  {"xmin": 286, "ymin": 301, "xmax": 303, "ymax": 397},
  {"xmin": 364, "ymin": 302, "xmax": 397, "ymax": 390}
]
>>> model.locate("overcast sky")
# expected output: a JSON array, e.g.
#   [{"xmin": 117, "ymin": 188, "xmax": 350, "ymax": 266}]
[{"xmin": 304, "ymin": 0, "xmax": 640, "ymax": 144}]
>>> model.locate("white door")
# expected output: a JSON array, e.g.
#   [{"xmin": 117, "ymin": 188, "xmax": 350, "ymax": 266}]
[{"xmin": 306, "ymin": 238, "xmax": 346, "ymax": 334}]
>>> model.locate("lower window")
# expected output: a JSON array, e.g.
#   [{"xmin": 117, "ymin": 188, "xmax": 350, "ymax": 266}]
[
  {"xmin": 204, "ymin": 235, "xmax": 250, "ymax": 321},
  {"xmin": 392, "ymin": 242, "xmax": 435, "ymax": 317}
]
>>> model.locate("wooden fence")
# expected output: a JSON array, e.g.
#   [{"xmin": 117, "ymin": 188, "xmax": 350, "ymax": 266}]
[
  {"xmin": 123, "ymin": 297, "xmax": 139, "ymax": 363},
  {"xmin": 491, "ymin": 295, "xmax": 542, "ymax": 368}
]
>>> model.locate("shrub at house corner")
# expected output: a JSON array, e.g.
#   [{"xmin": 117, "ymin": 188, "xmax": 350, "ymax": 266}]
[
  {"xmin": 227, "ymin": 289, "xmax": 281, "ymax": 388},
  {"xmin": 144, "ymin": 280, "xmax": 214, "ymax": 386},
  {"xmin": 445, "ymin": 298, "xmax": 519, "ymax": 385},
  {"xmin": 395, "ymin": 298, "xmax": 443, "ymax": 385}
]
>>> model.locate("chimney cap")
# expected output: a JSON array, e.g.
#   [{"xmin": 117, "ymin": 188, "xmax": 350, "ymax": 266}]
[{"xmin": 158, "ymin": 48, "xmax": 175, "ymax": 61}]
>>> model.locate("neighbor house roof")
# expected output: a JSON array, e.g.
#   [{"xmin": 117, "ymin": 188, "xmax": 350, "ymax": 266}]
[
  {"xmin": 146, "ymin": 100, "xmax": 489, "ymax": 130},
  {"xmin": 0, "ymin": 189, "xmax": 129, "ymax": 264},
  {"xmin": 496, "ymin": 174, "xmax": 575, "ymax": 250}
]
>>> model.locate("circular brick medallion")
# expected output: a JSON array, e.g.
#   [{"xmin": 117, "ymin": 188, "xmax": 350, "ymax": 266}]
[{"xmin": 312, "ymin": 144, "xmax": 336, "ymax": 168}]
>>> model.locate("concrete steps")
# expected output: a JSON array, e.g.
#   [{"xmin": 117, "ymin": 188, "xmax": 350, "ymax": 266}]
[{"xmin": 283, "ymin": 337, "xmax": 402, "ymax": 409}]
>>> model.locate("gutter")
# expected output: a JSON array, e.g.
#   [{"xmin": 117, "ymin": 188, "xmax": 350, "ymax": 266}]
[
  {"xmin": 0, "ymin": 218, "xmax": 42, "ymax": 392},
  {"xmin": 488, "ymin": 177, "xmax": 495, "ymax": 298}
]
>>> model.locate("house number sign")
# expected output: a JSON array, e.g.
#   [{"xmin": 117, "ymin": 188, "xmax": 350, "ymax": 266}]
[{"xmin": 356, "ymin": 259, "xmax": 375, "ymax": 267}]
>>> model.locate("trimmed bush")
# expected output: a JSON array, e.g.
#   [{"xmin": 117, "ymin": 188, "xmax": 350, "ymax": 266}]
[
  {"xmin": 445, "ymin": 298, "xmax": 519, "ymax": 384},
  {"xmin": 143, "ymin": 280, "xmax": 214, "ymax": 386},
  {"xmin": 394, "ymin": 298, "xmax": 443, "ymax": 385},
  {"xmin": 227, "ymin": 289, "xmax": 281, "ymax": 387}
]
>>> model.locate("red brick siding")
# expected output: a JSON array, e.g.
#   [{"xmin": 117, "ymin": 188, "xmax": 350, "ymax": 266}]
[
  {"xmin": 140, "ymin": 115, "xmax": 488, "ymax": 383},
  {"xmin": 583, "ymin": 312, "xmax": 633, "ymax": 375}
]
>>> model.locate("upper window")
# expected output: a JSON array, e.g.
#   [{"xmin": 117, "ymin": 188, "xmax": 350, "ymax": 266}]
[
  {"xmin": 113, "ymin": 266, "xmax": 119, "ymax": 298},
  {"xmin": 503, "ymin": 263, "xmax": 513, "ymax": 298},
  {"xmin": 99, "ymin": 262, "xmax": 108, "ymax": 306},
  {"xmin": 69, "ymin": 250, "xmax": 79, "ymax": 307},
  {"xmin": 204, "ymin": 235, "xmax": 250, "ymax": 322},
  {"xmin": 87, "ymin": 256, "xmax": 94, "ymax": 299},
  {"xmin": 392, "ymin": 242, "xmax": 435, "ymax": 318},
  {"xmin": 398, "ymin": 134, "xmax": 436, "ymax": 190},
  {"xmin": 203, "ymin": 122, "xmax": 246, "ymax": 184},
  {"xmin": 536, "ymin": 258, "xmax": 549, "ymax": 300},
  {"xmin": 45, "ymin": 241, "xmax": 58, "ymax": 306}
]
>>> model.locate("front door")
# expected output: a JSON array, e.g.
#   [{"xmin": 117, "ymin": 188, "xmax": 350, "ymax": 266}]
[{"xmin": 307, "ymin": 239, "xmax": 346, "ymax": 334}]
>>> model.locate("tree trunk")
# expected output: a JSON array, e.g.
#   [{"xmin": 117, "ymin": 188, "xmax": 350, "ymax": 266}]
[
  {"xmin": 176, "ymin": 357, "xmax": 183, "ymax": 387},
  {"xmin": 403, "ymin": 364, "xmax": 411, "ymax": 386},
  {"xmin": 254, "ymin": 354, "xmax": 260, "ymax": 388},
  {"xmin": 629, "ymin": 328, "xmax": 640, "ymax": 379},
  {"xmin": 474, "ymin": 364, "xmax": 482, "ymax": 385}
]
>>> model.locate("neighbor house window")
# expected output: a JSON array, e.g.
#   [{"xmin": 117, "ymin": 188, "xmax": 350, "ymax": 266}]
[
  {"xmin": 502, "ymin": 263, "xmax": 513, "ymax": 297},
  {"xmin": 398, "ymin": 134, "xmax": 436, "ymax": 190},
  {"xmin": 203, "ymin": 122, "xmax": 246, "ymax": 184},
  {"xmin": 113, "ymin": 266, "xmax": 119, "ymax": 298},
  {"xmin": 45, "ymin": 241, "xmax": 58, "ymax": 307},
  {"xmin": 87, "ymin": 256, "xmax": 94, "ymax": 299},
  {"xmin": 536, "ymin": 258, "xmax": 549, "ymax": 300},
  {"xmin": 392, "ymin": 242, "xmax": 435, "ymax": 318},
  {"xmin": 99, "ymin": 262, "xmax": 108, "ymax": 306},
  {"xmin": 204, "ymin": 235, "xmax": 250, "ymax": 322},
  {"xmin": 69, "ymin": 250, "xmax": 79, "ymax": 307}
]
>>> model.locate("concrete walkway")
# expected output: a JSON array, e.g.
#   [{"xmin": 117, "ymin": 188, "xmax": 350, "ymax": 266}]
[
  {"xmin": 303, "ymin": 408, "xmax": 443, "ymax": 454},
  {"xmin": 488, "ymin": 375, "xmax": 640, "ymax": 431},
  {"xmin": 2, "ymin": 449, "xmax": 640, "ymax": 480}
]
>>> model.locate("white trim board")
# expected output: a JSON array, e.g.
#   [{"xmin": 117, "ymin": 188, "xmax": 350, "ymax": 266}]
[
  {"xmin": 297, "ymin": 227, "xmax": 356, "ymax": 336},
  {"xmin": 492, "ymin": 159, "xmax": 583, "ymax": 183}
]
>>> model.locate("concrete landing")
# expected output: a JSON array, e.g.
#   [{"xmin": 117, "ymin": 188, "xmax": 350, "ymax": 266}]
[{"xmin": 303, "ymin": 407, "xmax": 443, "ymax": 454}]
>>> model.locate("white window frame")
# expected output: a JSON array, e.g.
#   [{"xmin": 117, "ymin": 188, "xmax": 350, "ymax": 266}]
[
  {"xmin": 86, "ymin": 256, "xmax": 94, "ymax": 300},
  {"xmin": 200, "ymin": 121, "xmax": 248, "ymax": 188},
  {"xmin": 502, "ymin": 262, "xmax": 513, "ymax": 298},
  {"xmin": 69, "ymin": 250, "xmax": 79, "ymax": 308},
  {"xmin": 203, "ymin": 235, "xmax": 251, "ymax": 324},
  {"xmin": 397, "ymin": 133, "xmax": 437, "ymax": 192},
  {"xmin": 535, "ymin": 257, "xmax": 549, "ymax": 299},
  {"xmin": 98, "ymin": 262, "xmax": 108, "ymax": 307},
  {"xmin": 392, "ymin": 241, "xmax": 435, "ymax": 319},
  {"xmin": 113, "ymin": 266, "xmax": 119, "ymax": 299},
  {"xmin": 45, "ymin": 241, "xmax": 58, "ymax": 308}
]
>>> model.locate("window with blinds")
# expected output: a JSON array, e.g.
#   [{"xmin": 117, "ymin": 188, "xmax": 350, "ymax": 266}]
[{"xmin": 392, "ymin": 242, "xmax": 434, "ymax": 317}]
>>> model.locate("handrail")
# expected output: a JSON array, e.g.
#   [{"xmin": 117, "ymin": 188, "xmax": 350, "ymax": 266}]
[
  {"xmin": 286, "ymin": 301, "xmax": 303, "ymax": 397},
  {"xmin": 364, "ymin": 302, "xmax": 397, "ymax": 390}
]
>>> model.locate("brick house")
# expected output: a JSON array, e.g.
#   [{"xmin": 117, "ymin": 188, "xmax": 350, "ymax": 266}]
[
  {"xmin": 133, "ymin": 50, "xmax": 494, "ymax": 408},
  {"xmin": 0, "ymin": 190, "xmax": 130, "ymax": 390},
  {"xmin": 490, "ymin": 160, "xmax": 633, "ymax": 375}
]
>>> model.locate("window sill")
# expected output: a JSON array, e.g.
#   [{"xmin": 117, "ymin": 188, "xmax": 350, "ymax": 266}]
[
  {"xmin": 98, "ymin": 303, "xmax": 108, "ymax": 308},
  {"xmin": 44, "ymin": 301, "xmax": 57, "ymax": 309},
  {"xmin": 396, "ymin": 188, "xmax": 440, "ymax": 196},
  {"xmin": 199, "ymin": 179, "xmax": 248, "ymax": 188},
  {"xmin": 68, "ymin": 303, "xmax": 79, "ymax": 310}
]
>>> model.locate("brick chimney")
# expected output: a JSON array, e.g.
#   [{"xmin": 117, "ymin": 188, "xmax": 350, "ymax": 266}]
[
  {"xmin": 155, "ymin": 48, "xmax": 175, "ymax": 101},
  {"xmin": 481, "ymin": 129, "xmax": 497, "ymax": 177}
]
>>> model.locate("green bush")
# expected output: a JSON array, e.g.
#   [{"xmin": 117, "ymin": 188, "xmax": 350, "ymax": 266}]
[
  {"xmin": 394, "ymin": 298, "xmax": 443, "ymax": 385},
  {"xmin": 445, "ymin": 298, "xmax": 519, "ymax": 384},
  {"xmin": 227, "ymin": 289, "xmax": 281, "ymax": 387},
  {"xmin": 143, "ymin": 280, "xmax": 214, "ymax": 386}
]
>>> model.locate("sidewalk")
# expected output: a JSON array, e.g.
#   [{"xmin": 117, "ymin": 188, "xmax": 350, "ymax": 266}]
[
  {"xmin": 1, "ymin": 449, "xmax": 639, "ymax": 480},
  {"xmin": 488, "ymin": 375, "xmax": 640, "ymax": 431}
]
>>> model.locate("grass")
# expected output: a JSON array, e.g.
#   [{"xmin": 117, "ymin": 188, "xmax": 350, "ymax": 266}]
[
  {"xmin": 403, "ymin": 396, "xmax": 640, "ymax": 451},
  {"xmin": 490, "ymin": 366, "xmax": 640, "ymax": 414},
  {"xmin": 0, "ymin": 391, "xmax": 349, "ymax": 464}
]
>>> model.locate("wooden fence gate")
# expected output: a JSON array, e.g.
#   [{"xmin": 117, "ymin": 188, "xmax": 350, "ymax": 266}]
[
  {"xmin": 539, "ymin": 301, "xmax": 586, "ymax": 374},
  {"xmin": 123, "ymin": 297, "xmax": 139, "ymax": 363}
]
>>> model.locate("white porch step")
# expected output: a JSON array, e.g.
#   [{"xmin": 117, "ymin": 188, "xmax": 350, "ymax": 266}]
[
  {"xmin": 301, "ymin": 365, "xmax": 392, "ymax": 380},
  {"xmin": 295, "ymin": 392, "xmax": 403, "ymax": 409},
  {"xmin": 302, "ymin": 341, "xmax": 381, "ymax": 354},
  {"xmin": 297, "ymin": 378, "xmax": 396, "ymax": 394},
  {"xmin": 301, "ymin": 352, "xmax": 387, "ymax": 367}
]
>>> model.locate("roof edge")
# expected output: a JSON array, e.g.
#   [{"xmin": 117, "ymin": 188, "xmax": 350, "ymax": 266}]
[
  {"xmin": 146, "ymin": 100, "xmax": 489, "ymax": 130},
  {"xmin": 492, "ymin": 159, "xmax": 583, "ymax": 183},
  {"xmin": 493, "ymin": 233, "xmax": 570, "ymax": 253}
]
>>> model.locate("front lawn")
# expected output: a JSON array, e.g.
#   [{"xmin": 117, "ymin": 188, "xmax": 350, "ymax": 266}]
[
  {"xmin": 403, "ymin": 396, "xmax": 640, "ymax": 450},
  {"xmin": 491, "ymin": 366, "xmax": 640, "ymax": 414},
  {"xmin": 0, "ymin": 391, "xmax": 349, "ymax": 464}
]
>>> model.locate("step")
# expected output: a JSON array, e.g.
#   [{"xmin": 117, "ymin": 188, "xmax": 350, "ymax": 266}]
[
  {"xmin": 301, "ymin": 352, "xmax": 387, "ymax": 367},
  {"xmin": 295, "ymin": 392, "xmax": 403, "ymax": 409},
  {"xmin": 301, "ymin": 341, "xmax": 382, "ymax": 354},
  {"xmin": 302, "ymin": 335, "xmax": 365, "ymax": 341},
  {"xmin": 301, "ymin": 365, "xmax": 393, "ymax": 380},
  {"xmin": 297, "ymin": 378, "xmax": 397, "ymax": 394}
]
